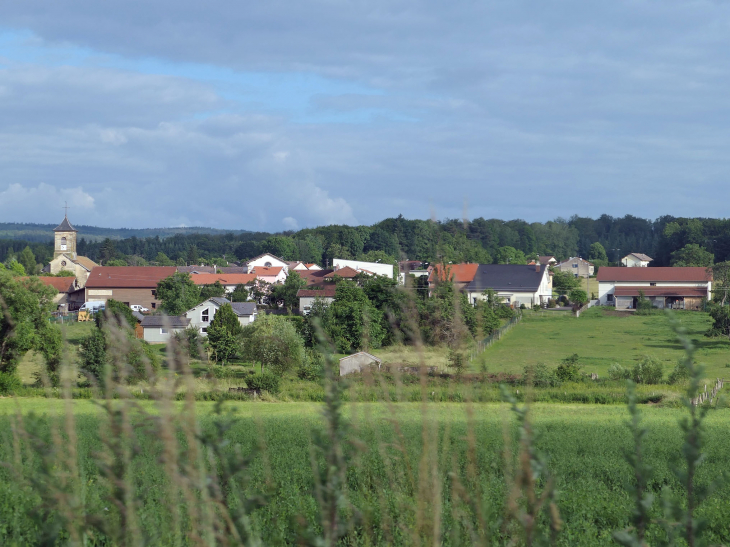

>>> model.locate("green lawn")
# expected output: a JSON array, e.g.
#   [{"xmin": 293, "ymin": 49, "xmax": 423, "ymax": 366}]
[
  {"xmin": 480, "ymin": 307, "xmax": 730, "ymax": 378},
  {"xmin": 2, "ymin": 400, "xmax": 730, "ymax": 545}
]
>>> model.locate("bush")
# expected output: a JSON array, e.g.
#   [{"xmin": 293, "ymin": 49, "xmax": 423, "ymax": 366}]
[
  {"xmin": 569, "ymin": 289, "xmax": 588, "ymax": 306},
  {"xmin": 495, "ymin": 304, "xmax": 515, "ymax": 319},
  {"xmin": 667, "ymin": 361, "xmax": 690, "ymax": 384},
  {"xmin": 556, "ymin": 354, "xmax": 582, "ymax": 382},
  {"xmin": 607, "ymin": 363, "xmax": 631, "ymax": 381},
  {"xmin": 297, "ymin": 349, "xmax": 325, "ymax": 381},
  {"xmin": 0, "ymin": 371, "xmax": 21, "ymax": 394},
  {"xmin": 524, "ymin": 364, "xmax": 560, "ymax": 387},
  {"xmin": 447, "ymin": 350, "xmax": 467, "ymax": 376},
  {"xmin": 547, "ymin": 298, "xmax": 557, "ymax": 309},
  {"xmin": 631, "ymin": 356, "xmax": 664, "ymax": 384},
  {"xmin": 532, "ymin": 304, "xmax": 541, "ymax": 312},
  {"xmin": 519, "ymin": 303, "xmax": 527, "ymax": 310},
  {"xmin": 173, "ymin": 326, "xmax": 205, "ymax": 360},
  {"xmin": 246, "ymin": 371, "xmax": 281, "ymax": 394},
  {"xmin": 207, "ymin": 365, "xmax": 236, "ymax": 379}
]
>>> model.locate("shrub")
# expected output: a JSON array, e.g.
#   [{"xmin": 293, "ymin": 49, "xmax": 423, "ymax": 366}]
[
  {"xmin": 519, "ymin": 303, "xmax": 527, "ymax": 310},
  {"xmin": 496, "ymin": 304, "xmax": 515, "ymax": 319},
  {"xmin": 0, "ymin": 371, "xmax": 21, "ymax": 394},
  {"xmin": 608, "ymin": 363, "xmax": 631, "ymax": 381},
  {"xmin": 297, "ymin": 349, "xmax": 325, "ymax": 381},
  {"xmin": 631, "ymin": 356, "xmax": 664, "ymax": 384},
  {"xmin": 667, "ymin": 361, "xmax": 690, "ymax": 384},
  {"xmin": 556, "ymin": 354, "xmax": 582, "ymax": 382},
  {"xmin": 569, "ymin": 289, "xmax": 588, "ymax": 306},
  {"xmin": 524, "ymin": 364, "xmax": 560, "ymax": 387},
  {"xmin": 173, "ymin": 326, "xmax": 205, "ymax": 360},
  {"xmin": 241, "ymin": 314, "xmax": 305, "ymax": 374},
  {"xmin": 447, "ymin": 350, "xmax": 467, "ymax": 376},
  {"xmin": 207, "ymin": 365, "xmax": 236, "ymax": 379},
  {"xmin": 246, "ymin": 371, "xmax": 281, "ymax": 394},
  {"xmin": 532, "ymin": 304, "xmax": 541, "ymax": 311},
  {"xmin": 547, "ymin": 298, "xmax": 557, "ymax": 309}
]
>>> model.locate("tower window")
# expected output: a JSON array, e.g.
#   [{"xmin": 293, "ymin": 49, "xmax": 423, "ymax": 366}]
[{"xmin": 60, "ymin": 237, "xmax": 67, "ymax": 250}]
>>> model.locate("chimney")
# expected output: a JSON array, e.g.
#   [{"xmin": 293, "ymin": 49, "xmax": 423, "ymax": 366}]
[{"xmin": 535, "ymin": 263, "xmax": 540, "ymax": 273}]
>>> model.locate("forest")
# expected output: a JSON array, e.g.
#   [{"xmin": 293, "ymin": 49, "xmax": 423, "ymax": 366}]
[{"xmin": 2, "ymin": 214, "xmax": 729, "ymax": 269}]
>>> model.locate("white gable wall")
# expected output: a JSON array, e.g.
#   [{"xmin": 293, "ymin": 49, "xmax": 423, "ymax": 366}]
[
  {"xmin": 333, "ymin": 259, "xmax": 394, "ymax": 279},
  {"xmin": 248, "ymin": 254, "xmax": 289, "ymax": 272}
]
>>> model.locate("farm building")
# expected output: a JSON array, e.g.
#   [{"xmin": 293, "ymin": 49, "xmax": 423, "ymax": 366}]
[
  {"xmin": 597, "ymin": 267, "xmax": 712, "ymax": 310},
  {"xmin": 84, "ymin": 266, "xmax": 177, "ymax": 311}
]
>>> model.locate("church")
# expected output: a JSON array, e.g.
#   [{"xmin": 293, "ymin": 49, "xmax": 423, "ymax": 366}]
[{"xmin": 43, "ymin": 214, "xmax": 98, "ymax": 287}]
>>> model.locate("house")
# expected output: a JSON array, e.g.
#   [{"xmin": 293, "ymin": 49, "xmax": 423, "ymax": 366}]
[
  {"xmin": 288, "ymin": 261, "xmax": 308, "ymax": 271},
  {"xmin": 43, "ymin": 215, "xmax": 99, "ymax": 286},
  {"xmin": 597, "ymin": 267, "xmax": 712, "ymax": 310},
  {"xmin": 217, "ymin": 266, "xmax": 249, "ymax": 274},
  {"xmin": 188, "ymin": 273, "xmax": 257, "ymax": 293},
  {"xmin": 251, "ymin": 266, "xmax": 287, "ymax": 284},
  {"xmin": 184, "ymin": 297, "xmax": 258, "ymax": 335},
  {"xmin": 22, "ymin": 276, "xmax": 84, "ymax": 310},
  {"xmin": 539, "ymin": 256, "xmax": 558, "ymax": 266},
  {"xmin": 246, "ymin": 253, "xmax": 289, "ymax": 272},
  {"xmin": 622, "ymin": 253, "xmax": 653, "ymax": 268},
  {"xmin": 464, "ymin": 264, "xmax": 552, "ymax": 307},
  {"xmin": 556, "ymin": 257, "xmax": 594, "ymax": 278},
  {"xmin": 305, "ymin": 263, "xmax": 322, "ymax": 271},
  {"xmin": 428, "ymin": 264, "xmax": 480, "ymax": 291},
  {"xmin": 332, "ymin": 259, "xmax": 394, "ymax": 279},
  {"xmin": 297, "ymin": 287, "xmax": 337, "ymax": 314},
  {"xmin": 84, "ymin": 266, "xmax": 177, "ymax": 311},
  {"xmin": 323, "ymin": 266, "xmax": 364, "ymax": 281},
  {"xmin": 299, "ymin": 269, "xmax": 335, "ymax": 288},
  {"xmin": 140, "ymin": 316, "xmax": 191, "ymax": 343}
]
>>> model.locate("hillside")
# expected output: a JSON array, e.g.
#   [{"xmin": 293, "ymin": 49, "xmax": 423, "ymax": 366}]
[{"xmin": 0, "ymin": 222, "xmax": 250, "ymax": 242}]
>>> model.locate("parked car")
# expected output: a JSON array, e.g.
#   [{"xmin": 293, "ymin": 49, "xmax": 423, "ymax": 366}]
[
  {"xmin": 79, "ymin": 301, "xmax": 106, "ymax": 313},
  {"xmin": 130, "ymin": 304, "xmax": 150, "ymax": 313}
]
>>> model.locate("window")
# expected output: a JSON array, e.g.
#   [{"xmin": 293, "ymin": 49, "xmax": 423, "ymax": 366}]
[
  {"xmin": 151, "ymin": 290, "xmax": 156, "ymax": 297},
  {"xmin": 607, "ymin": 293, "xmax": 614, "ymax": 301},
  {"xmin": 649, "ymin": 282, "xmax": 656, "ymax": 286},
  {"xmin": 202, "ymin": 308, "xmax": 209, "ymax": 322},
  {"xmin": 60, "ymin": 237, "xmax": 67, "ymax": 250},
  {"xmin": 160, "ymin": 328, "xmax": 168, "ymax": 334},
  {"xmin": 60, "ymin": 261, "xmax": 67, "ymax": 266},
  {"xmin": 202, "ymin": 327, "xmax": 208, "ymax": 333},
  {"xmin": 572, "ymin": 264, "xmax": 578, "ymax": 268},
  {"xmin": 151, "ymin": 302, "xmax": 156, "ymax": 309},
  {"xmin": 264, "ymin": 261, "xmax": 272, "ymax": 267},
  {"xmin": 574, "ymin": 273, "xmax": 579, "ymax": 278}
]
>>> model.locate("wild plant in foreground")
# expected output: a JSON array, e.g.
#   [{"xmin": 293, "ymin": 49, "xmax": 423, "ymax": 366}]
[
  {"xmin": 500, "ymin": 385, "xmax": 562, "ymax": 547},
  {"xmin": 613, "ymin": 380, "xmax": 653, "ymax": 547}
]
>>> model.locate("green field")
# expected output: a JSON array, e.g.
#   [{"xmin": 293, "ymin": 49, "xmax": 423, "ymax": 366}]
[
  {"xmin": 480, "ymin": 308, "xmax": 730, "ymax": 378},
  {"xmin": 2, "ymin": 400, "xmax": 730, "ymax": 545}
]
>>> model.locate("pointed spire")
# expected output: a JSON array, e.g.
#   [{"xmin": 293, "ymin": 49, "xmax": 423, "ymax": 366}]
[{"xmin": 54, "ymin": 215, "xmax": 77, "ymax": 232}]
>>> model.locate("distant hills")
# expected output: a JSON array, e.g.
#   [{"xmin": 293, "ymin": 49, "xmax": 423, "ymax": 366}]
[{"xmin": 0, "ymin": 223, "xmax": 250, "ymax": 243}]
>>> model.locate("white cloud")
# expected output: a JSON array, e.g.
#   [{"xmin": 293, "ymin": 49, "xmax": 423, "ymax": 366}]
[
  {"xmin": 0, "ymin": 183, "xmax": 95, "ymax": 219},
  {"xmin": 282, "ymin": 216, "xmax": 298, "ymax": 230}
]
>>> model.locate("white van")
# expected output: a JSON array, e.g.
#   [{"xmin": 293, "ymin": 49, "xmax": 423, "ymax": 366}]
[{"xmin": 79, "ymin": 301, "xmax": 106, "ymax": 313}]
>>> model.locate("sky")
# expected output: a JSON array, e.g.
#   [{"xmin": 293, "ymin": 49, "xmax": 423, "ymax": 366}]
[{"xmin": 1, "ymin": 1, "xmax": 730, "ymax": 231}]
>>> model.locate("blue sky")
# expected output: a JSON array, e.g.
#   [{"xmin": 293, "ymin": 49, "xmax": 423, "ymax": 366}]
[{"xmin": 1, "ymin": 1, "xmax": 729, "ymax": 230}]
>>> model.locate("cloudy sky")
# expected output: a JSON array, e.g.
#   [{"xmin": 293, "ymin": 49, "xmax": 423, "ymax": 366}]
[{"xmin": 1, "ymin": 1, "xmax": 729, "ymax": 231}]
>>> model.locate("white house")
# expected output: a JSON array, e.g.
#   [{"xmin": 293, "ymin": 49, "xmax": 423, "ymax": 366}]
[
  {"xmin": 464, "ymin": 264, "xmax": 553, "ymax": 307},
  {"xmin": 184, "ymin": 297, "xmax": 258, "ymax": 335},
  {"xmin": 332, "ymin": 259, "xmax": 394, "ymax": 279},
  {"xmin": 596, "ymin": 267, "xmax": 711, "ymax": 310},
  {"xmin": 141, "ymin": 316, "xmax": 191, "ymax": 343},
  {"xmin": 297, "ymin": 287, "xmax": 337, "ymax": 314},
  {"xmin": 621, "ymin": 253, "xmax": 653, "ymax": 268},
  {"xmin": 246, "ymin": 253, "xmax": 289, "ymax": 272}
]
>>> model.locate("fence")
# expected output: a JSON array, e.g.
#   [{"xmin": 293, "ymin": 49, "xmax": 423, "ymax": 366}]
[
  {"xmin": 48, "ymin": 312, "xmax": 79, "ymax": 324},
  {"xmin": 575, "ymin": 299, "xmax": 598, "ymax": 318},
  {"xmin": 469, "ymin": 312, "xmax": 522, "ymax": 363}
]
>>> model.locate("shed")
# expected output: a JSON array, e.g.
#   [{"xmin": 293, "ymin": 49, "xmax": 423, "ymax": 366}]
[
  {"xmin": 141, "ymin": 315, "xmax": 190, "ymax": 343},
  {"xmin": 339, "ymin": 352, "xmax": 382, "ymax": 376}
]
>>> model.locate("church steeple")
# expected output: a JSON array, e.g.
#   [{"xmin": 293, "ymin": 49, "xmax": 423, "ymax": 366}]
[{"xmin": 54, "ymin": 212, "xmax": 78, "ymax": 258}]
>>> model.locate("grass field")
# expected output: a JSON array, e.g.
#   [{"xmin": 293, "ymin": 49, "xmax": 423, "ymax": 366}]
[
  {"xmin": 2, "ymin": 400, "xmax": 730, "ymax": 545},
  {"xmin": 479, "ymin": 307, "xmax": 730, "ymax": 378}
]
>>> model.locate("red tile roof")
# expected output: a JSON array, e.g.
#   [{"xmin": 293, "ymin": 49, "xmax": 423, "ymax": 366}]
[
  {"xmin": 597, "ymin": 267, "xmax": 711, "ymax": 283},
  {"xmin": 254, "ymin": 267, "xmax": 283, "ymax": 277},
  {"xmin": 324, "ymin": 266, "xmax": 359, "ymax": 278},
  {"xmin": 297, "ymin": 287, "xmax": 337, "ymax": 298},
  {"xmin": 85, "ymin": 266, "xmax": 177, "ymax": 288},
  {"xmin": 189, "ymin": 273, "xmax": 257, "ymax": 286},
  {"xmin": 614, "ymin": 286, "xmax": 708, "ymax": 297},
  {"xmin": 23, "ymin": 276, "xmax": 76, "ymax": 293},
  {"xmin": 429, "ymin": 264, "xmax": 480, "ymax": 284}
]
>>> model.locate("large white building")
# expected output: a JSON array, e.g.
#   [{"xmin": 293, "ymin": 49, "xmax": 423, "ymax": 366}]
[
  {"xmin": 597, "ymin": 267, "xmax": 711, "ymax": 310},
  {"xmin": 332, "ymin": 259, "xmax": 394, "ymax": 279}
]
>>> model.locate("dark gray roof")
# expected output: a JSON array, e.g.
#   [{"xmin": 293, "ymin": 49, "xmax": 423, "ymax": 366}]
[
  {"xmin": 54, "ymin": 216, "xmax": 77, "ymax": 232},
  {"xmin": 218, "ymin": 266, "xmax": 249, "ymax": 274},
  {"xmin": 132, "ymin": 311, "xmax": 145, "ymax": 322},
  {"xmin": 208, "ymin": 297, "xmax": 231, "ymax": 306},
  {"xmin": 177, "ymin": 265, "xmax": 216, "ymax": 274},
  {"xmin": 465, "ymin": 264, "xmax": 547, "ymax": 292},
  {"xmin": 231, "ymin": 302, "xmax": 257, "ymax": 316},
  {"xmin": 141, "ymin": 316, "xmax": 190, "ymax": 328}
]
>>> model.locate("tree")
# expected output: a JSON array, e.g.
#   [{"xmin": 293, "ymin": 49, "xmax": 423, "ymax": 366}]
[
  {"xmin": 156, "ymin": 272, "xmax": 201, "ymax": 315},
  {"xmin": 241, "ymin": 314, "xmax": 305, "ymax": 373},
  {"xmin": 154, "ymin": 252, "xmax": 175, "ymax": 266},
  {"xmin": 551, "ymin": 270, "xmax": 580, "ymax": 294},
  {"xmin": 569, "ymin": 289, "xmax": 588, "ymax": 306},
  {"xmin": 670, "ymin": 244, "xmax": 714, "ymax": 267},
  {"xmin": 710, "ymin": 262, "xmax": 730, "ymax": 306},
  {"xmin": 327, "ymin": 281, "xmax": 385, "ymax": 353},
  {"xmin": 269, "ymin": 271, "xmax": 306, "ymax": 309},
  {"xmin": 588, "ymin": 242, "xmax": 608, "ymax": 262},
  {"xmin": 96, "ymin": 298, "xmax": 137, "ymax": 330},
  {"xmin": 494, "ymin": 246, "xmax": 526, "ymax": 264},
  {"xmin": 230, "ymin": 284, "xmax": 249, "ymax": 302},
  {"xmin": 186, "ymin": 245, "xmax": 199, "ymax": 265},
  {"xmin": 7, "ymin": 260, "xmax": 25, "ymax": 276},
  {"xmin": 18, "ymin": 246, "xmax": 37, "ymax": 275},
  {"xmin": 199, "ymin": 281, "xmax": 226, "ymax": 302},
  {"xmin": 709, "ymin": 304, "xmax": 730, "ymax": 338},
  {"xmin": 0, "ymin": 271, "xmax": 61, "ymax": 375},
  {"xmin": 99, "ymin": 238, "xmax": 116, "ymax": 263},
  {"xmin": 207, "ymin": 303, "xmax": 242, "ymax": 364}
]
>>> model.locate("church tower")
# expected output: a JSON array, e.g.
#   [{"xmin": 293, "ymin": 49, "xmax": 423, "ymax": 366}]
[{"xmin": 53, "ymin": 215, "xmax": 78, "ymax": 258}]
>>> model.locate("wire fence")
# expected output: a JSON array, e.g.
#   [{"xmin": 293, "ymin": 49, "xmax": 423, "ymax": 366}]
[{"xmin": 469, "ymin": 312, "xmax": 522, "ymax": 363}]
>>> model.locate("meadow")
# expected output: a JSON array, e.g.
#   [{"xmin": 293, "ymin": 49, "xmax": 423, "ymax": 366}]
[
  {"xmin": 478, "ymin": 307, "xmax": 730, "ymax": 378},
  {"xmin": 2, "ymin": 399, "xmax": 730, "ymax": 545}
]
